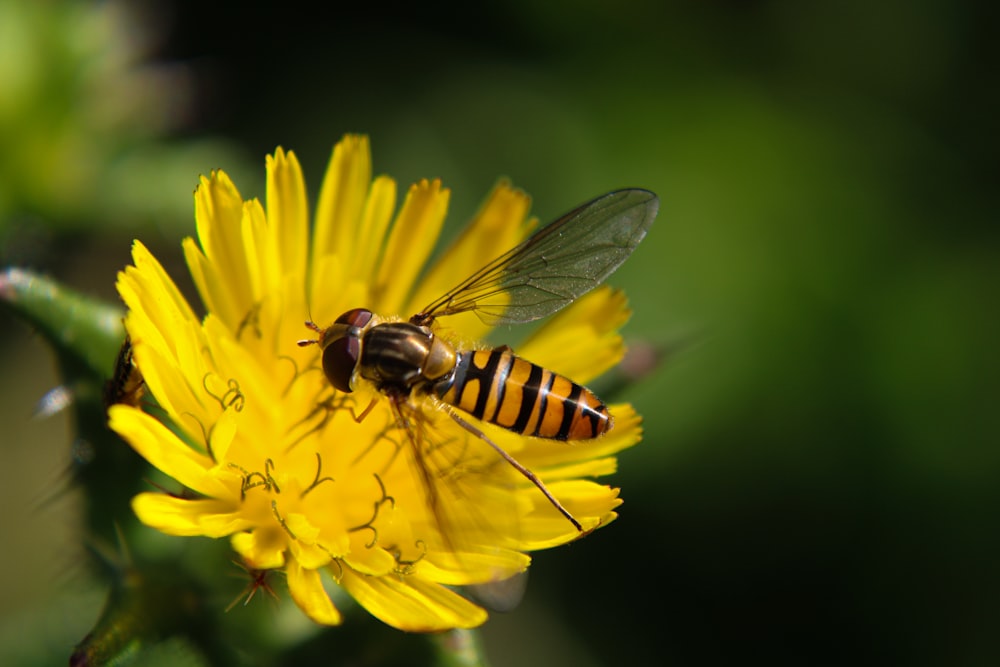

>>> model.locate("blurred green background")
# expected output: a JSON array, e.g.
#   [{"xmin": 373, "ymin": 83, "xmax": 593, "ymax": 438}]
[{"xmin": 1, "ymin": 0, "xmax": 998, "ymax": 665}]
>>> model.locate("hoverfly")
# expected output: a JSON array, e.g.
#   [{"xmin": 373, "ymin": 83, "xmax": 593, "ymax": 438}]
[{"xmin": 299, "ymin": 188, "xmax": 658, "ymax": 532}]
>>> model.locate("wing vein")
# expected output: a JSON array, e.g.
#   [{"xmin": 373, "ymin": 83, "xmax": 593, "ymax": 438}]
[{"xmin": 412, "ymin": 189, "xmax": 658, "ymax": 326}]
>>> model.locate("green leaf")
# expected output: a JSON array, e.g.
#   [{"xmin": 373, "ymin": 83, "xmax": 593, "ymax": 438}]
[
  {"xmin": 69, "ymin": 548, "xmax": 235, "ymax": 667},
  {"xmin": 1, "ymin": 267, "xmax": 124, "ymax": 380},
  {"xmin": 1, "ymin": 266, "xmax": 151, "ymax": 543}
]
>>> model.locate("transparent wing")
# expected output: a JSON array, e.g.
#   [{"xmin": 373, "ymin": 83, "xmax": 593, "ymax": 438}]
[
  {"xmin": 412, "ymin": 189, "xmax": 658, "ymax": 326},
  {"xmin": 386, "ymin": 396, "xmax": 531, "ymax": 588}
]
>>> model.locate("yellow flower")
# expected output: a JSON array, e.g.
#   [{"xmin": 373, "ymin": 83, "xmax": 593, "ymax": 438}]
[{"xmin": 109, "ymin": 135, "xmax": 643, "ymax": 631}]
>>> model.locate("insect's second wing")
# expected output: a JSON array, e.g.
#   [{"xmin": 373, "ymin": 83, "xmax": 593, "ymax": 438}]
[
  {"xmin": 385, "ymin": 395, "xmax": 530, "ymax": 586},
  {"xmin": 412, "ymin": 189, "xmax": 658, "ymax": 326}
]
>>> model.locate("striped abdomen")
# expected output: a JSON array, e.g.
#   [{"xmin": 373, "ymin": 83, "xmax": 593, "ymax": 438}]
[{"xmin": 437, "ymin": 348, "xmax": 611, "ymax": 440}]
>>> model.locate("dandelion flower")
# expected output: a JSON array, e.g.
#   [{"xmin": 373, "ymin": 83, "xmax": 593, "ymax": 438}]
[{"xmin": 109, "ymin": 135, "xmax": 643, "ymax": 631}]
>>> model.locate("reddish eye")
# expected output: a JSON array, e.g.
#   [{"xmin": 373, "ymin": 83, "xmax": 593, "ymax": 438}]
[
  {"xmin": 319, "ymin": 309, "xmax": 371, "ymax": 393},
  {"xmin": 322, "ymin": 335, "xmax": 359, "ymax": 393},
  {"xmin": 335, "ymin": 308, "xmax": 373, "ymax": 328}
]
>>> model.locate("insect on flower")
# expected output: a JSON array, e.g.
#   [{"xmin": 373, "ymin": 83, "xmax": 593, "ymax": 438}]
[
  {"xmin": 104, "ymin": 334, "xmax": 146, "ymax": 409},
  {"xmin": 108, "ymin": 136, "xmax": 653, "ymax": 630},
  {"xmin": 299, "ymin": 189, "xmax": 658, "ymax": 533}
]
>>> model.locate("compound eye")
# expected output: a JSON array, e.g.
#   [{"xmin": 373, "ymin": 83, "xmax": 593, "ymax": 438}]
[
  {"xmin": 335, "ymin": 308, "xmax": 373, "ymax": 328},
  {"xmin": 322, "ymin": 335, "xmax": 360, "ymax": 393}
]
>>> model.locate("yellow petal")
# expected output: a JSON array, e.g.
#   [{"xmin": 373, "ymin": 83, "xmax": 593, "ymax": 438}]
[
  {"xmin": 311, "ymin": 135, "xmax": 373, "ymax": 282},
  {"xmin": 536, "ymin": 456, "xmax": 618, "ymax": 480},
  {"xmin": 518, "ymin": 480, "xmax": 622, "ymax": 550},
  {"xmin": 241, "ymin": 198, "xmax": 272, "ymax": 303},
  {"xmin": 419, "ymin": 549, "xmax": 530, "ymax": 587},
  {"xmin": 131, "ymin": 493, "xmax": 250, "ymax": 537},
  {"xmin": 518, "ymin": 286, "xmax": 630, "ymax": 384},
  {"xmin": 119, "ymin": 331, "xmax": 213, "ymax": 449},
  {"xmin": 182, "ymin": 237, "xmax": 221, "ymax": 318},
  {"xmin": 406, "ymin": 180, "xmax": 533, "ymax": 339},
  {"xmin": 342, "ymin": 540, "xmax": 397, "ymax": 577},
  {"xmin": 287, "ymin": 536, "xmax": 335, "ymax": 571},
  {"xmin": 350, "ymin": 175, "xmax": 397, "ymax": 278},
  {"xmin": 108, "ymin": 405, "xmax": 222, "ymax": 497},
  {"xmin": 339, "ymin": 567, "xmax": 488, "ymax": 631},
  {"xmin": 120, "ymin": 241, "xmax": 216, "ymax": 429},
  {"xmin": 231, "ymin": 529, "xmax": 287, "ymax": 570},
  {"xmin": 119, "ymin": 242, "xmax": 201, "ymax": 357},
  {"xmin": 287, "ymin": 558, "xmax": 343, "ymax": 626},
  {"xmin": 193, "ymin": 170, "xmax": 253, "ymax": 321},
  {"xmin": 545, "ymin": 479, "xmax": 623, "ymax": 516},
  {"xmin": 205, "ymin": 407, "xmax": 240, "ymax": 463},
  {"xmin": 266, "ymin": 147, "xmax": 309, "ymax": 280},
  {"xmin": 280, "ymin": 512, "xmax": 333, "ymax": 570},
  {"xmin": 373, "ymin": 179, "xmax": 450, "ymax": 315}
]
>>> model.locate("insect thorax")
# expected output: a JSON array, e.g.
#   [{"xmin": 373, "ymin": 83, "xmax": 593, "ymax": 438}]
[{"xmin": 359, "ymin": 322, "xmax": 457, "ymax": 391}]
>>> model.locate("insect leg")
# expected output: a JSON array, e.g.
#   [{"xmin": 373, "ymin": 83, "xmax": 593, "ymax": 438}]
[
  {"xmin": 284, "ymin": 393, "xmax": 377, "ymax": 453},
  {"xmin": 350, "ymin": 397, "xmax": 378, "ymax": 424},
  {"xmin": 445, "ymin": 410, "xmax": 583, "ymax": 532},
  {"xmin": 384, "ymin": 394, "xmax": 463, "ymax": 556}
]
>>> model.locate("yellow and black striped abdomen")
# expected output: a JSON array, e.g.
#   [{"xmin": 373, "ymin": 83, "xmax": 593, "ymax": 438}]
[{"xmin": 438, "ymin": 348, "xmax": 611, "ymax": 440}]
